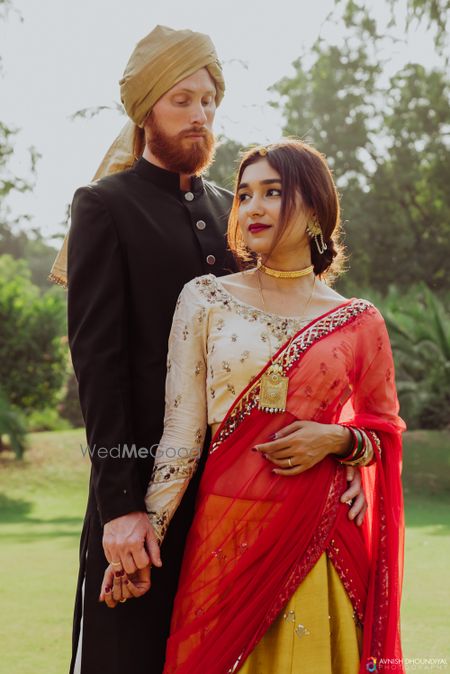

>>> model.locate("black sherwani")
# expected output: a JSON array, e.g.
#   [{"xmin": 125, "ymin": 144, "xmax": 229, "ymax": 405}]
[{"xmin": 67, "ymin": 157, "xmax": 235, "ymax": 674}]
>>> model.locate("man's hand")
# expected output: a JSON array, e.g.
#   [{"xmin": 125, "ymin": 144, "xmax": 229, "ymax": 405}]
[
  {"xmin": 102, "ymin": 511, "xmax": 162, "ymax": 574},
  {"xmin": 340, "ymin": 466, "xmax": 368, "ymax": 526},
  {"xmin": 99, "ymin": 564, "xmax": 152, "ymax": 609}
]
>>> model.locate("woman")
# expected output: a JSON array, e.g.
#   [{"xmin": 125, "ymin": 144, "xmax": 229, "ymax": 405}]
[{"xmin": 102, "ymin": 140, "xmax": 405, "ymax": 673}]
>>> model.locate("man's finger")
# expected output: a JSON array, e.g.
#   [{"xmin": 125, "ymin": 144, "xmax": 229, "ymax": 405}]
[
  {"xmin": 145, "ymin": 531, "xmax": 162, "ymax": 568},
  {"xmin": 356, "ymin": 505, "xmax": 368, "ymax": 527},
  {"xmin": 122, "ymin": 552, "xmax": 137, "ymax": 575},
  {"xmin": 348, "ymin": 493, "xmax": 365, "ymax": 521},
  {"xmin": 345, "ymin": 465, "xmax": 356, "ymax": 482},
  {"xmin": 340, "ymin": 480, "xmax": 360, "ymax": 503}
]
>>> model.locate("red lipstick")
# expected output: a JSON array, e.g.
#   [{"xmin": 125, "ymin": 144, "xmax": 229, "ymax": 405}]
[{"xmin": 248, "ymin": 223, "xmax": 272, "ymax": 234}]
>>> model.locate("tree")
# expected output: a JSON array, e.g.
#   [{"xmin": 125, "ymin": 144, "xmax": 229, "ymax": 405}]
[
  {"xmin": 0, "ymin": 255, "xmax": 67, "ymax": 414},
  {"xmin": 269, "ymin": 3, "xmax": 450, "ymax": 295},
  {"xmin": 206, "ymin": 137, "xmax": 247, "ymax": 190}
]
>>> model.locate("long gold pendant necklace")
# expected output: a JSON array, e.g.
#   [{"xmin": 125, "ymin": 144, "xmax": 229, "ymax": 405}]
[{"xmin": 256, "ymin": 267, "xmax": 316, "ymax": 414}]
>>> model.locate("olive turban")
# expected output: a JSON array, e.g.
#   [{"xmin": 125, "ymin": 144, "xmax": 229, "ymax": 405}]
[
  {"xmin": 49, "ymin": 26, "xmax": 225, "ymax": 287},
  {"xmin": 120, "ymin": 24, "xmax": 225, "ymax": 127}
]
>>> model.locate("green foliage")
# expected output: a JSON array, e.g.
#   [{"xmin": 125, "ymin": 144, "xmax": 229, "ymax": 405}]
[
  {"xmin": 268, "ymin": 4, "xmax": 450, "ymax": 296},
  {"xmin": 0, "ymin": 388, "xmax": 26, "ymax": 458},
  {"xmin": 0, "ymin": 255, "xmax": 67, "ymax": 413},
  {"xmin": 58, "ymin": 371, "xmax": 84, "ymax": 429},
  {"xmin": 207, "ymin": 137, "xmax": 246, "ymax": 190},
  {"xmin": 0, "ymin": 221, "xmax": 63, "ymax": 291},
  {"xmin": 26, "ymin": 407, "xmax": 72, "ymax": 433},
  {"xmin": 337, "ymin": 0, "xmax": 449, "ymax": 51}
]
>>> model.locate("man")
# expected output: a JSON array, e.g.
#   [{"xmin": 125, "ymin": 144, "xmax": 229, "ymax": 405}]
[
  {"xmin": 63, "ymin": 26, "xmax": 236, "ymax": 674},
  {"xmin": 56, "ymin": 24, "xmax": 368, "ymax": 674}
]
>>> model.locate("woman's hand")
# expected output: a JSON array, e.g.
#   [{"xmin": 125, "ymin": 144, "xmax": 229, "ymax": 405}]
[
  {"xmin": 254, "ymin": 420, "xmax": 351, "ymax": 474},
  {"xmin": 99, "ymin": 563, "xmax": 152, "ymax": 609},
  {"xmin": 254, "ymin": 420, "xmax": 368, "ymax": 525}
]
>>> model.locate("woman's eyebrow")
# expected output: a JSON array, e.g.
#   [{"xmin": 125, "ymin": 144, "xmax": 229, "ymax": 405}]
[{"xmin": 238, "ymin": 179, "xmax": 282, "ymax": 189}]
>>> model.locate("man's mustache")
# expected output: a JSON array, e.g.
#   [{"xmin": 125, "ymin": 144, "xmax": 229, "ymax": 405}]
[{"xmin": 179, "ymin": 127, "xmax": 210, "ymax": 138}]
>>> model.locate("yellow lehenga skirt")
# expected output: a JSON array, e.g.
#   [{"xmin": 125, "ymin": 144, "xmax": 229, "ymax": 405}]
[{"xmin": 240, "ymin": 552, "xmax": 363, "ymax": 674}]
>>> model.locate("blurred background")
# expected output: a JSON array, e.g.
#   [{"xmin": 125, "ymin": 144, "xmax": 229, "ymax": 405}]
[{"xmin": 0, "ymin": 1, "xmax": 449, "ymax": 672}]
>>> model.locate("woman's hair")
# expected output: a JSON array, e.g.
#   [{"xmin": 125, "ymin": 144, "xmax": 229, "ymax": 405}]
[{"xmin": 227, "ymin": 138, "xmax": 345, "ymax": 280}]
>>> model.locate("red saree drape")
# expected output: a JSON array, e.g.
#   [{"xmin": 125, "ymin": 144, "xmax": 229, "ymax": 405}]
[{"xmin": 163, "ymin": 299, "xmax": 406, "ymax": 674}]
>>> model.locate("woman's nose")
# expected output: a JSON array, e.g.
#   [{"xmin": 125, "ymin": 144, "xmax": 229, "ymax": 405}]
[{"xmin": 249, "ymin": 197, "xmax": 265, "ymax": 217}]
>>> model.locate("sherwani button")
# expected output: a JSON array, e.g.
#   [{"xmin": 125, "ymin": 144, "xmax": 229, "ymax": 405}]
[
  {"xmin": 184, "ymin": 192, "xmax": 194, "ymax": 201},
  {"xmin": 206, "ymin": 255, "xmax": 216, "ymax": 265},
  {"xmin": 196, "ymin": 220, "xmax": 206, "ymax": 230}
]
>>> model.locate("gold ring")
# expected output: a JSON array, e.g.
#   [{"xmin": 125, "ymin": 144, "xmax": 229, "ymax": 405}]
[
  {"xmin": 288, "ymin": 457, "xmax": 293, "ymax": 468},
  {"xmin": 119, "ymin": 598, "xmax": 127, "ymax": 603},
  {"xmin": 111, "ymin": 561, "xmax": 122, "ymax": 566}
]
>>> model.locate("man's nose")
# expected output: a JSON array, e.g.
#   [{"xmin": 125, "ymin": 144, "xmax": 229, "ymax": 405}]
[{"xmin": 190, "ymin": 103, "xmax": 208, "ymax": 126}]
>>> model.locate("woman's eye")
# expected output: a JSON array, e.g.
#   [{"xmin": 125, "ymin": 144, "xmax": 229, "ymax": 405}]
[
  {"xmin": 174, "ymin": 98, "xmax": 188, "ymax": 106},
  {"xmin": 202, "ymin": 97, "xmax": 213, "ymax": 106},
  {"xmin": 238, "ymin": 193, "xmax": 250, "ymax": 202},
  {"xmin": 267, "ymin": 188, "xmax": 282, "ymax": 197}
]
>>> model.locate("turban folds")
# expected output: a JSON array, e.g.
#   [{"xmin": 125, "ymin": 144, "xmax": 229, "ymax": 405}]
[{"xmin": 120, "ymin": 25, "xmax": 225, "ymax": 127}]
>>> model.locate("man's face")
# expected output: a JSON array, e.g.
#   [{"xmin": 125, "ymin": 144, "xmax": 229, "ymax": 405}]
[{"xmin": 144, "ymin": 67, "xmax": 217, "ymax": 175}]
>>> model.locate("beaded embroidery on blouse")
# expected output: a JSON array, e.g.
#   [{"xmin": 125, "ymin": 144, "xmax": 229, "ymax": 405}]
[{"xmin": 195, "ymin": 275, "xmax": 311, "ymax": 342}]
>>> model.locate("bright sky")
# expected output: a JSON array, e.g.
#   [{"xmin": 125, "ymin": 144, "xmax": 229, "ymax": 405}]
[{"xmin": 0, "ymin": 0, "xmax": 439, "ymax": 243}]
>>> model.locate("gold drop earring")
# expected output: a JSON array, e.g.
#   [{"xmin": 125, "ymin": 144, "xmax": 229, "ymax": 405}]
[{"xmin": 306, "ymin": 215, "xmax": 327, "ymax": 255}]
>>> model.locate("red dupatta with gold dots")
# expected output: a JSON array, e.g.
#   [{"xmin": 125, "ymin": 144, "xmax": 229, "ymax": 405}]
[{"xmin": 163, "ymin": 299, "xmax": 406, "ymax": 674}]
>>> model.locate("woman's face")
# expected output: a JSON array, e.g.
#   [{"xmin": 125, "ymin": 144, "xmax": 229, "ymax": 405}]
[{"xmin": 237, "ymin": 158, "xmax": 310, "ymax": 261}]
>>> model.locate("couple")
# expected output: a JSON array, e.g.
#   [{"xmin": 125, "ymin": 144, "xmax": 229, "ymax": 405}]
[{"xmin": 52, "ymin": 25, "xmax": 405, "ymax": 674}]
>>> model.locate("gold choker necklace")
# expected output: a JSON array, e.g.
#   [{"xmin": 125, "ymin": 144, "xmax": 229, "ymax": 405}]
[{"xmin": 257, "ymin": 260, "xmax": 314, "ymax": 279}]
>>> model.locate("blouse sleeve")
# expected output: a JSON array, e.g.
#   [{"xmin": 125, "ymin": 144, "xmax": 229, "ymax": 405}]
[{"xmin": 144, "ymin": 281, "xmax": 209, "ymax": 544}]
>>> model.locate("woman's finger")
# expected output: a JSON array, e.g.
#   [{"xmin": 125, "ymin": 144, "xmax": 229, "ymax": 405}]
[
  {"xmin": 268, "ymin": 421, "xmax": 304, "ymax": 439},
  {"xmin": 254, "ymin": 438, "xmax": 291, "ymax": 454},
  {"xmin": 265, "ymin": 454, "xmax": 303, "ymax": 468},
  {"xmin": 111, "ymin": 570, "xmax": 125, "ymax": 602},
  {"xmin": 119, "ymin": 579, "xmax": 134, "ymax": 601},
  {"xmin": 104, "ymin": 586, "xmax": 118, "ymax": 609},
  {"xmin": 99, "ymin": 565, "xmax": 116, "ymax": 602},
  {"xmin": 272, "ymin": 465, "xmax": 307, "ymax": 476}
]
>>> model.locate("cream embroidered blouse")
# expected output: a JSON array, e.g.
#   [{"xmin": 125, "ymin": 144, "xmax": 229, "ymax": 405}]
[{"xmin": 144, "ymin": 274, "xmax": 314, "ymax": 543}]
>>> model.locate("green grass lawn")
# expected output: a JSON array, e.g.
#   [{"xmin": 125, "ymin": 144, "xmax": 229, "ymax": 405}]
[{"xmin": 0, "ymin": 429, "xmax": 449, "ymax": 673}]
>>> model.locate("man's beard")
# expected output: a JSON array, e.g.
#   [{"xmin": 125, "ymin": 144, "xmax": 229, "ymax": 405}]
[{"xmin": 145, "ymin": 114, "xmax": 216, "ymax": 175}]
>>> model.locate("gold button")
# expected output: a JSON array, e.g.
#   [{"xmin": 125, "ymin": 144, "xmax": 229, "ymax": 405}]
[
  {"xmin": 206, "ymin": 254, "xmax": 216, "ymax": 265},
  {"xmin": 184, "ymin": 192, "xmax": 194, "ymax": 201},
  {"xmin": 196, "ymin": 220, "xmax": 206, "ymax": 230}
]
